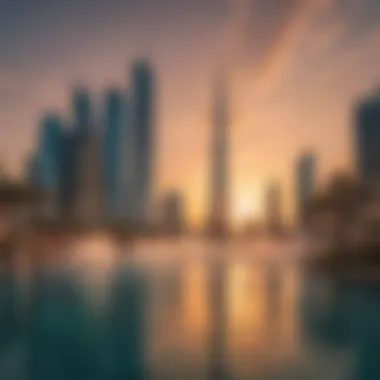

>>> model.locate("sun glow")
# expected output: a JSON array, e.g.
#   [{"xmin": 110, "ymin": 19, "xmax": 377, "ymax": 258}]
[{"xmin": 232, "ymin": 186, "xmax": 263, "ymax": 228}]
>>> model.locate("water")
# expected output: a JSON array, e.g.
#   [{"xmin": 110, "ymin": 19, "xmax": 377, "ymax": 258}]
[{"xmin": 0, "ymin": 237, "xmax": 379, "ymax": 380}]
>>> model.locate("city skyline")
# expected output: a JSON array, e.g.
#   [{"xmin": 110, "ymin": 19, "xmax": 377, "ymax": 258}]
[
  {"xmin": 1, "ymin": 0, "xmax": 380, "ymax": 226},
  {"xmin": 27, "ymin": 60, "xmax": 156, "ymax": 227}
]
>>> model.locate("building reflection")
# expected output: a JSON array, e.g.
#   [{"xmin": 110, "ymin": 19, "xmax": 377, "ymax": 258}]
[
  {"xmin": 107, "ymin": 266, "xmax": 148, "ymax": 380},
  {"xmin": 0, "ymin": 273, "xmax": 19, "ymax": 375},
  {"xmin": 149, "ymin": 261, "xmax": 209, "ymax": 380},
  {"xmin": 27, "ymin": 271, "xmax": 100, "ymax": 380},
  {"xmin": 146, "ymin": 253, "xmax": 303, "ymax": 380},
  {"xmin": 208, "ymin": 253, "xmax": 229, "ymax": 380},
  {"xmin": 226, "ymin": 262, "xmax": 300, "ymax": 379},
  {"xmin": 9, "ymin": 242, "xmax": 380, "ymax": 380},
  {"xmin": 300, "ymin": 277, "xmax": 380, "ymax": 380}
]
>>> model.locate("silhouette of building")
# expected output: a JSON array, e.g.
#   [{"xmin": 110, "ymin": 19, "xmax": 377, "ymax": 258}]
[
  {"xmin": 104, "ymin": 88, "xmax": 126, "ymax": 221},
  {"xmin": 161, "ymin": 191, "xmax": 184, "ymax": 234},
  {"xmin": 75, "ymin": 130, "xmax": 103, "ymax": 225},
  {"xmin": 35, "ymin": 113, "xmax": 64, "ymax": 218},
  {"xmin": 208, "ymin": 259, "xmax": 229, "ymax": 380},
  {"xmin": 109, "ymin": 268, "xmax": 148, "ymax": 380},
  {"xmin": 355, "ymin": 90, "xmax": 380, "ymax": 186},
  {"xmin": 131, "ymin": 60, "xmax": 155, "ymax": 226},
  {"xmin": 73, "ymin": 87, "xmax": 93, "ymax": 135},
  {"xmin": 59, "ymin": 131, "xmax": 78, "ymax": 219},
  {"xmin": 296, "ymin": 151, "xmax": 316, "ymax": 227},
  {"xmin": 124, "ymin": 91, "xmax": 136, "ymax": 224},
  {"xmin": 26, "ymin": 154, "xmax": 40, "ymax": 189},
  {"xmin": 71, "ymin": 87, "xmax": 103, "ymax": 224},
  {"xmin": 24, "ymin": 61, "xmax": 161, "ymax": 227},
  {"xmin": 265, "ymin": 180, "xmax": 283, "ymax": 235},
  {"xmin": 207, "ymin": 75, "xmax": 230, "ymax": 237}
]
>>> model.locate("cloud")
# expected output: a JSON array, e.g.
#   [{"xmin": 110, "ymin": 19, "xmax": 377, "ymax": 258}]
[{"xmin": 221, "ymin": 0, "xmax": 360, "ymax": 91}]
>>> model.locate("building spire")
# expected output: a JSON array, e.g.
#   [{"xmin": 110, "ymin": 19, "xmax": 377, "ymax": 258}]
[{"xmin": 208, "ymin": 72, "xmax": 230, "ymax": 238}]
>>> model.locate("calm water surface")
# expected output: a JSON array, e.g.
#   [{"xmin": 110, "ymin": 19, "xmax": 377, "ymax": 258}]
[{"xmin": 0, "ymin": 238, "xmax": 379, "ymax": 380}]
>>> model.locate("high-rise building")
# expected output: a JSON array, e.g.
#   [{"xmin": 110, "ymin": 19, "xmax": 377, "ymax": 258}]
[
  {"xmin": 161, "ymin": 191, "xmax": 184, "ymax": 234},
  {"xmin": 207, "ymin": 75, "xmax": 230, "ymax": 238},
  {"xmin": 104, "ymin": 88, "xmax": 126, "ymax": 221},
  {"xmin": 131, "ymin": 60, "xmax": 155, "ymax": 225},
  {"xmin": 355, "ymin": 90, "xmax": 380, "ymax": 186},
  {"xmin": 71, "ymin": 87, "xmax": 103, "ymax": 224},
  {"xmin": 73, "ymin": 87, "xmax": 92, "ymax": 135},
  {"xmin": 265, "ymin": 180, "xmax": 283, "ymax": 235},
  {"xmin": 124, "ymin": 92, "xmax": 136, "ymax": 223},
  {"xmin": 36, "ymin": 113, "xmax": 64, "ymax": 218},
  {"xmin": 25, "ymin": 154, "xmax": 40, "ymax": 189},
  {"xmin": 296, "ymin": 151, "xmax": 316, "ymax": 227},
  {"xmin": 60, "ymin": 131, "xmax": 78, "ymax": 218},
  {"xmin": 75, "ymin": 131, "xmax": 103, "ymax": 224}
]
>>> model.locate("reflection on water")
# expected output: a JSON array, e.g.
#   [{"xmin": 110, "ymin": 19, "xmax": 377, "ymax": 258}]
[{"xmin": 0, "ymin": 239, "xmax": 380, "ymax": 379}]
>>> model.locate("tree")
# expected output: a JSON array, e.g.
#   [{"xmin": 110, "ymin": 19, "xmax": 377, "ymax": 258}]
[{"xmin": 306, "ymin": 173, "xmax": 373, "ymax": 251}]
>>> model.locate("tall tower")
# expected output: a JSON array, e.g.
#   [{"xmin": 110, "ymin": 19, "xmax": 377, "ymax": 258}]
[
  {"xmin": 265, "ymin": 180, "xmax": 283, "ymax": 236},
  {"xmin": 72, "ymin": 87, "xmax": 103, "ymax": 224},
  {"xmin": 207, "ymin": 75, "xmax": 230, "ymax": 238},
  {"xmin": 296, "ymin": 151, "xmax": 316, "ymax": 228},
  {"xmin": 73, "ymin": 86, "xmax": 92, "ymax": 135},
  {"xmin": 356, "ymin": 90, "xmax": 380, "ymax": 186},
  {"xmin": 104, "ymin": 87, "xmax": 126, "ymax": 221},
  {"xmin": 131, "ymin": 60, "xmax": 155, "ymax": 225},
  {"xmin": 60, "ymin": 130, "xmax": 77, "ymax": 219},
  {"xmin": 36, "ymin": 113, "xmax": 64, "ymax": 218}
]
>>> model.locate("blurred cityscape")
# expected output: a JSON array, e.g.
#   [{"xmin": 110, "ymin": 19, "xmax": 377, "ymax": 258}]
[
  {"xmin": 0, "ymin": 2, "xmax": 380, "ymax": 379},
  {"xmin": 0, "ymin": 60, "xmax": 379, "ymax": 245}
]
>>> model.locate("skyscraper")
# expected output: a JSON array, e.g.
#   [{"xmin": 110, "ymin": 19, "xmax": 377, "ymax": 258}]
[
  {"xmin": 26, "ymin": 153, "xmax": 40, "ymax": 189},
  {"xmin": 73, "ymin": 86, "xmax": 92, "ymax": 135},
  {"xmin": 60, "ymin": 131, "xmax": 78, "ymax": 218},
  {"xmin": 104, "ymin": 88, "xmax": 126, "ymax": 221},
  {"xmin": 75, "ymin": 130, "xmax": 103, "ymax": 224},
  {"xmin": 161, "ymin": 191, "xmax": 185, "ymax": 234},
  {"xmin": 265, "ymin": 180, "xmax": 283, "ymax": 236},
  {"xmin": 355, "ymin": 90, "xmax": 380, "ymax": 186},
  {"xmin": 36, "ymin": 113, "xmax": 64, "ymax": 218},
  {"xmin": 71, "ymin": 87, "xmax": 103, "ymax": 224},
  {"xmin": 207, "ymin": 75, "xmax": 229, "ymax": 237},
  {"xmin": 131, "ymin": 60, "xmax": 155, "ymax": 225},
  {"xmin": 296, "ymin": 151, "xmax": 316, "ymax": 227}
]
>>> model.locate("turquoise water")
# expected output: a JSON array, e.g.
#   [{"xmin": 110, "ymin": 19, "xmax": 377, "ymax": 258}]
[{"xmin": 0, "ymin": 239, "xmax": 380, "ymax": 379}]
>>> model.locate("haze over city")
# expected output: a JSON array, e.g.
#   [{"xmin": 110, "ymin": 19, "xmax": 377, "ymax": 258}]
[
  {"xmin": 1, "ymin": 0, "xmax": 380, "ymax": 226},
  {"xmin": 0, "ymin": 2, "xmax": 380, "ymax": 380}
]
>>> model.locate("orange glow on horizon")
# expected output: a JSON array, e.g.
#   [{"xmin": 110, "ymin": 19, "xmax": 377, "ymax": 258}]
[{"xmin": 232, "ymin": 186, "xmax": 264, "ymax": 228}]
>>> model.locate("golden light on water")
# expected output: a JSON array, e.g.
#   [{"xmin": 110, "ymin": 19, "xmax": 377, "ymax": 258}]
[{"xmin": 182, "ymin": 263, "xmax": 208, "ymax": 332}]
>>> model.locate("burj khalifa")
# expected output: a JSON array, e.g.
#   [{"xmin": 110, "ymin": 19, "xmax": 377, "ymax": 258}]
[{"xmin": 207, "ymin": 75, "xmax": 230, "ymax": 238}]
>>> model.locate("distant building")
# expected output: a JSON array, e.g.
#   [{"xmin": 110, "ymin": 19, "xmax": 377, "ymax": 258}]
[
  {"xmin": 59, "ymin": 131, "xmax": 78, "ymax": 219},
  {"xmin": 265, "ymin": 180, "xmax": 283, "ymax": 235},
  {"xmin": 35, "ymin": 113, "xmax": 64, "ymax": 218},
  {"xmin": 207, "ymin": 75, "xmax": 230, "ymax": 238},
  {"xmin": 355, "ymin": 90, "xmax": 380, "ymax": 186},
  {"xmin": 104, "ymin": 88, "xmax": 126, "ymax": 221},
  {"xmin": 75, "ymin": 131, "xmax": 103, "ymax": 225},
  {"xmin": 25, "ymin": 154, "xmax": 40, "ymax": 189},
  {"xmin": 296, "ymin": 151, "xmax": 316, "ymax": 227},
  {"xmin": 73, "ymin": 87, "xmax": 93, "ymax": 135},
  {"xmin": 131, "ymin": 60, "xmax": 155, "ymax": 225},
  {"xmin": 124, "ymin": 91, "xmax": 136, "ymax": 224},
  {"xmin": 70, "ymin": 87, "xmax": 104, "ymax": 224},
  {"xmin": 161, "ymin": 191, "xmax": 184, "ymax": 234}
]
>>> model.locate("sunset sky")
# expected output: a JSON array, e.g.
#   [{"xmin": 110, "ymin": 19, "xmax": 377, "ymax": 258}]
[{"xmin": 1, "ymin": 0, "xmax": 380, "ymax": 224}]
